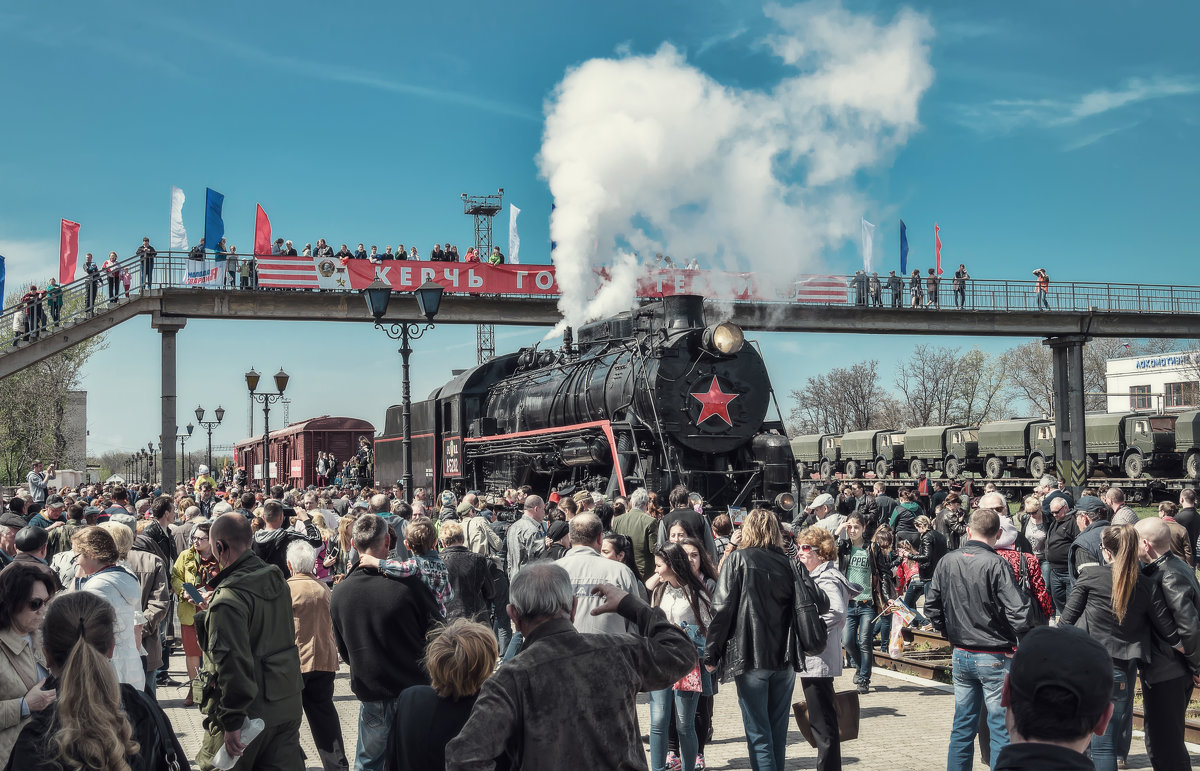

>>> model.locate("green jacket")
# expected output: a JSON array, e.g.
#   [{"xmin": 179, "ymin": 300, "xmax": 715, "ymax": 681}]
[{"xmin": 197, "ymin": 550, "xmax": 303, "ymax": 731}]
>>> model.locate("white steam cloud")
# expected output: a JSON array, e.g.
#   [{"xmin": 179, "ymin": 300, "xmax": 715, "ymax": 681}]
[{"xmin": 539, "ymin": 1, "xmax": 934, "ymax": 329}]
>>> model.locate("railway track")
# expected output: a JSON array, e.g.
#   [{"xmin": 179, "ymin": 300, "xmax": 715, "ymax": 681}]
[{"xmin": 873, "ymin": 626, "xmax": 1200, "ymax": 743}]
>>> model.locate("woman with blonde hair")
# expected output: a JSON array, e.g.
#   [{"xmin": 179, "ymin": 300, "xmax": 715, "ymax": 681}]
[
  {"xmin": 7, "ymin": 591, "xmax": 185, "ymax": 771},
  {"xmin": 70, "ymin": 527, "xmax": 145, "ymax": 690},
  {"xmin": 794, "ymin": 526, "xmax": 854, "ymax": 771},
  {"xmin": 310, "ymin": 511, "xmax": 337, "ymax": 584},
  {"xmin": 388, "ymin": 619, "xmax": 497, "ymax": 771},
  {"xmin": 1061, "ymin": 524, "xmax": 1178, "ymax": 770},
  {"xmin": 705, "ymin": 509, "xmax": 805, "ymax": 770}
]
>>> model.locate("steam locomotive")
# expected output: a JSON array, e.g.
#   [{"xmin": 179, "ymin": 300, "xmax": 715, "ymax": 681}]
[{"xmin": 375, "ymin": 295, "xmax": 795, "ymax": 506}]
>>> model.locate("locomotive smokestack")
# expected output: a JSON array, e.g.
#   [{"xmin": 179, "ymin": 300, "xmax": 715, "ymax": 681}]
[
  {"xmin": 563, "ymin": 326, "xmax": 574, "ymax": 356},
  {"xmin": 660, "ymin": 295, "xmax": 705, "ymax": 330}
]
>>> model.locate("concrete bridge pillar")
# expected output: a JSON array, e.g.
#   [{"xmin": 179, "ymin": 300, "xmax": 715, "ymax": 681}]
[
  {"xmin": 1044, "ymin": 335, "xmax": 1089, "ymax": 499},
  {"xmin": 153, "ymin": 314, "xmax": 187, "ymax": 492}
]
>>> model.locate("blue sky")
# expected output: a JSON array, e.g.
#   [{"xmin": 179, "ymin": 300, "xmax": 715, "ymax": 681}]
[{"xmin": 1, "ymin": 1, "xmax": 1197, "ymax": 458}]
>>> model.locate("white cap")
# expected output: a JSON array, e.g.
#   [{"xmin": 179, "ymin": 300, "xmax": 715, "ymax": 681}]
[
  {"xmin": 198, "ymin": 465, "xmax": 210, "ymax": 475},
  {"xmin": 810, "ymin": 493, "xmax": 836, "ymax": 509}
]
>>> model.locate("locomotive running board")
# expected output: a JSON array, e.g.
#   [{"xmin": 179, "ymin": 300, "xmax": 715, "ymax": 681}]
[{"xmin": 463, "ymin": 419, "xmax": 626, "ymax": 497}]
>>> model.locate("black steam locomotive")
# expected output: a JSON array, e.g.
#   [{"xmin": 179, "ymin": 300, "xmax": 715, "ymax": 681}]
[{"xmin": 374, "ymin": 295, "xmax": 795, "ymax": 506}]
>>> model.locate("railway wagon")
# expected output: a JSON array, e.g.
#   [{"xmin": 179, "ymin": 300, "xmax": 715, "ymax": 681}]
[
  {"xmin": 236, "ymin": 415, "xmax": 375, "ymax": 489},
  {"xmin": 976, "ymin": 418, "xmax": 1055, "ymax": 480}
]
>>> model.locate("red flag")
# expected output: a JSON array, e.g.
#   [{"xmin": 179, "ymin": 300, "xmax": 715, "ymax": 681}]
[
  {"xmin": 935, "ymin": 223, "xmax": 942, "ymax": 275},
  {"xmin": 59, "ymin": 219, "xmax": 80, "ymax": 284},
  {"xmin": 254, "ymin": 204, "xmax": 272, "ymax": 257}
]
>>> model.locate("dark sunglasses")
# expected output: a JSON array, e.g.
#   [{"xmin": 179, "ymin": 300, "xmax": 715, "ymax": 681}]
[
  {"xmin": 797, "ymin": 544, "xmax": 815, "ymax": 553},
  {"xmin": 28, "ymin": 598, "xmax": 47, "ymax": 612}
]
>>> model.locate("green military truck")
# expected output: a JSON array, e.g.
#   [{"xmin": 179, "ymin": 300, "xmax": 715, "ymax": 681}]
[
  {"xmin": 1175, "ymin": 410, "xmax": 1200, "ymax": 478},
  {"xmin": 977, "ymin": 418, "xmax": 1055, "ymax": 479},
  {"xmin": 1085, "ymin": 412, "xmax": 1178, "ymax": 478},
  {"xmin": 903, "ymin": 424, "xmax": 979, "ymax": 478},
  {"xmin": 790, "ymin": 433, "xmax": 841, "ymax": 479},
  {"xmin": 839, "ymin": 428, "xmax": 905, "ymax": 478}
]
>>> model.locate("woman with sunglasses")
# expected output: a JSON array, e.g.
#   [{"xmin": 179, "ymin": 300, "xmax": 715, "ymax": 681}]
[
  {"xmin": 0, "ymin": 564, "xmax": 58, "ymax": 767},
  {"xmin": 171, "ymin": 520, "xmax": 218, "ymax": 706}
]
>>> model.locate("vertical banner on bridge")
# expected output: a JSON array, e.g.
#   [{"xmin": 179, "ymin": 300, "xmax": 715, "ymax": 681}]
[{"xmin": 59, "ymin": 219, "xmax": 80, "ymax": 284}]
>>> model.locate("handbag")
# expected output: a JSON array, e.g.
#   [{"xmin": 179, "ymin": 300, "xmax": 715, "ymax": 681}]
[
  {"xmin": 673, "ymin": 663, "xmax": 703, "ymax": 692},
  {"xmin": 1018, "ymin": 553, "xmax": 1049, "ymax": 628},
  {"xmin": 792, "ymin": 690, "xmax": 861, "ymax": 746}
]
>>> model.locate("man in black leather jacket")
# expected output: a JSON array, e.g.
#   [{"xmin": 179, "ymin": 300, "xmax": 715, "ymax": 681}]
[
  {"xmin": 1135, "ymin": 517, "xmax": 1200, "ymax": 770},
  {"xmin": 925, "ymin": 499, "xmax": 1031, "ymax": 771}
]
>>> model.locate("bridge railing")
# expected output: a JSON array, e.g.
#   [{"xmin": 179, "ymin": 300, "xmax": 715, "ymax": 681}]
[{"xmin": 6, "ymin": 255, "xmax": 1200, "ymax": 352}]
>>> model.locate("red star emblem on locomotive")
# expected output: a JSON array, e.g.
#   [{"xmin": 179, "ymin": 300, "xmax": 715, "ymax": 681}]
[{"xmin": 691, "ymin": 376, "xmax": 739, "ymax": 426}]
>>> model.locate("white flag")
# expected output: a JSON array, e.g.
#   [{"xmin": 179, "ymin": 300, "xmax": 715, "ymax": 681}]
[
  {"xmin": 170, "ymin": 187, "xmax": 189, "ymax": 252},
  {"xmin": 861, "ymin": 217, "xmax": 876, "ymax": 273},
  {"xmin": 508, "ymin": 203, "xmax": 521, "ymax": 265}
]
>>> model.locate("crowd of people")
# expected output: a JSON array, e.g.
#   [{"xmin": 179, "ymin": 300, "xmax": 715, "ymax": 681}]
[{"xmin": 0, "ymin": 463, "xmax": 1197, "ymax": 770}]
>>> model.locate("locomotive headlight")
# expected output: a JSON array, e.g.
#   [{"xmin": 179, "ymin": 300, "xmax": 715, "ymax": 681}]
[{"xmin": 703, "ymin": 322, "xmax": 744, "ymax": 355}]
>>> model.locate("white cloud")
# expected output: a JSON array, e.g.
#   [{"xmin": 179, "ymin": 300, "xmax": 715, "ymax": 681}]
[
  {"xmin": 0, "ymin": 237, "xmax": 58, "ymax": 300},
  {"xmin": 961, "ymin": 75, "xmax": 1200, "ymax": 134},
  {"xmin": 539, "ymin": 1, "xmax": 934, "ymax": 329}
]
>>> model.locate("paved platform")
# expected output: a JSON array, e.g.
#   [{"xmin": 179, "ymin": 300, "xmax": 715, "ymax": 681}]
[{"xmin": 154, "ymin": 663, "xmax": 1156, "ymax": 769}]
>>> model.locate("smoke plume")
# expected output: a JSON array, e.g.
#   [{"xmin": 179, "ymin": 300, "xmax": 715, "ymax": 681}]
[{"xmin": 539, "ymin": 1, "xmax": 934, "ymax": 329}]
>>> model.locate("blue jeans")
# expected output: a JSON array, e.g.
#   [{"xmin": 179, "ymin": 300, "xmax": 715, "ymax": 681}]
[
  {"xmin": 903, "ymin": 580, "xmax": 928, "ymax": 626},
  {"xmin": 1091, "ymin": 660, "xmax": 1135, "ymax": 771},
  {"xmin": 356, "ymin": 696, "xmax": 401, "ymax": 771},
  {"xmin": 503, "ymin": 629, "xmax": 524, "ymax": 662},
  {"xmin": 1046, "ymin": 566, "xmax": 1073, "ymax": 616},
  {"xmin": 843, "ymin": 601, "xmax": 874, "ymax": 683},
  {"xmin": 734, "ymin": 668, "xmax": 796, "ymax": 771},
  {"xmin": 649, "ymin": 687, "xmax": 700, "ymax": 771},
  {"xmin": 948, "ymin": 649, "xmax": 1010, "ymax": 771},
  {"xmin": 873, "ymin": 612, "xmax": 892, "ymax": 652}
]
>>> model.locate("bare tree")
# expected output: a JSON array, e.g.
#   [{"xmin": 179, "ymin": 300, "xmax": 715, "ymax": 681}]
[{"xmin": 788, "ymin": 360, "xmax": 892, "ymax": 434}]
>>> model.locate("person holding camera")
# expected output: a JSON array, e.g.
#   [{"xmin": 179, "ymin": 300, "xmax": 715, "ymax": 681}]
[
  {"xmin": 26, "ymin": 460, "xmax": 55, "ymax": 505},
  {"xmin": 1033, "ymin": 268, "xmax": 1050, "ymax": 310}
]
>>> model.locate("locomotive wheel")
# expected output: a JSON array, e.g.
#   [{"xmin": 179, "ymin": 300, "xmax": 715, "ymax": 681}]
[
  {"xmin": 1188, "ymin": 453, "xmax": 1200, "ymax": 480},
  {"xmin": 820, "ymin": 460, "xmax": 832, "ymax": 479},
  {"xmin": 944, "ymin": 457, "xmax": 961, "ymax": 479},
  {"xmin": 875, "ymin": 460, "xmax": 888, "ymax": 478},
  {"xmin": 845, "ymin": 460, "xmax": 860, "ymax": 479},
  {"xmin": 1123, "ymin": 452, "xmax": 1145, "ymax": 479},
  {"xmin": 909, "ymin": 458, "xmax": 925, "ymax": 477},
  {"xmin": 985, "ymin": 456, "xmax": 1004, "ymax": 480},
  {"xmin": 1028, "ymin": 454, "xmax": 1046, "ymax": 480}
]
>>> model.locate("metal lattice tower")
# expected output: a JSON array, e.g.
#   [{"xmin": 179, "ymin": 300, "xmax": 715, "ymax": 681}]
[{"xmin": 462, "ymin": 189, "xmax": 504, "ymax": 364}]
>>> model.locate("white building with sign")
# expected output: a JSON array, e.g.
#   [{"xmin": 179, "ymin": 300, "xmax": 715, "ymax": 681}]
[{"xmin": 1106, "ymin": 351, "xmax": 1199, "ymax": 413}]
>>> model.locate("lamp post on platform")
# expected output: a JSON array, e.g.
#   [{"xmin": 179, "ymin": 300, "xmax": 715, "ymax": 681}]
[
  {"xmin": 179, "ymin": 423, "xmax": 194, "ymax": 484},
  {"xmin": 246, "ymin": 368, "xmax": 289, "ymax": 492},
  {"xmin": 147, "ymin": 442, "xmax": 157, "ymax": 488},
  {"xmin": 195, "ymin": 405, "xmax": 225, "ymax": 473},
  {"xmin": 361, "ymin": 278, "xmax": 443, "ymax": 501}
]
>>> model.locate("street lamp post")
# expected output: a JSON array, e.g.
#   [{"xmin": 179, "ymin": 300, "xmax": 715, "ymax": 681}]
[
  {"xmin": 138, "ymin": 450, "xmax": 147, "ymax": 483},
  {"xmin": 179, "ymin": 423, "xmax": 194, "ymax": 484},
  {"xmin": 361, "ymin": 278, "xmax": 443, "ymax": 502},
  {"xmin": 195, "ymin": 405, "xmax": 225, "ymax": 473},
  {"xmin": 147, "ymin": 442, "xmax": 157, "ymax": 488},
  {"xmin": 246, "ymin": 368, "xmax": 289, "ymax": 492}
]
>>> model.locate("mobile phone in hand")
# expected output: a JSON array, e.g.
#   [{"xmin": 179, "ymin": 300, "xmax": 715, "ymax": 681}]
[{"xmin": 182, "ymin": 583, "xmax": 205, "ymax": 605}]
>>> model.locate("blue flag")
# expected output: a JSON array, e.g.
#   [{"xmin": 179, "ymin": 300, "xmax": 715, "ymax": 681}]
[
  {"xmin": 203, "ymin": 188, "xmax": 225, "ymax": 252},
  {"xmin": 0, "ymin": 254, "xmax": 5, "ymax": 303},
  {"xmin": 899, "ymin": 219, "xmax": 909, "ymax": 274}
]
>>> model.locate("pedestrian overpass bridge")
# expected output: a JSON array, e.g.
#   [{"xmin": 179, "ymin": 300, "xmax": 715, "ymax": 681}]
[{"xmin": 5, "ymin": 253, "xmax": 1199, "ymax": 491}]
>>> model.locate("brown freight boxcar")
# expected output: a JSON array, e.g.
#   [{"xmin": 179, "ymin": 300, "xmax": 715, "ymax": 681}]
[{"xmin": 235, "ymin": 415, "xmax": 375, "ymax": 490}]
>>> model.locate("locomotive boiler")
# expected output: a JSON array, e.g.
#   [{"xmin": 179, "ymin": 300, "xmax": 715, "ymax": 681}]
[{"xmin": 374, "ymin": 295, "xmax": 795, "ymax": 506}]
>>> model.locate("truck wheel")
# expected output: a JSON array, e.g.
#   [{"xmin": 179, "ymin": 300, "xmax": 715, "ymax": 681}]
[
  {"xmin": 944, "ymin": 457, "xmax": 961, "ymax": 479},
  {"xmin": 820, "ymin": 460, "xmax": 832, "ymax": 479},
  {"xmin": 875, "ymin": 460, "xmax": 888, "ymax": 478},
  {"xmin": 985, "ymin": 456, "xmax": 1004, "ymax": 479},
  {"xmin": 909, "ymin": 458, "xmax": 925, "ymax": 477},
  {"xmin": 1086, "ymin": 456, "xmax": 1096, "ymax": 477},
  {"xmin": 845, "ymin": 460, "xmax": 860, "ymax": 479},
  {"xmin": 1028, "ymin": 455, "xmax": 1046, "ymax": 480},
  {"xmin": 1188, "ymin": 453, "xmax": 1200, "ymax": 480},
  {"xmin": 1123, "ymin": 452, "xmax": 1145, "ymax": 479}
]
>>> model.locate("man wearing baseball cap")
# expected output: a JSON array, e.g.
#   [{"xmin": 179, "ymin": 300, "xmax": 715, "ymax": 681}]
[{"xmin": 994, "ymin": 625, "xmax": 1114, "ymax": 769}]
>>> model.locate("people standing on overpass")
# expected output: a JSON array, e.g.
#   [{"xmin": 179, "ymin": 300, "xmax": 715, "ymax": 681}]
[
  {"xmin": 953, "ymin": 263, "xmax": 970, "ymax": 308},
  {"xmin": 489, "ymin": 246, "xmax": 505, "ymax": 265},
  {"xmin": 315, "ymin": 239, "xmax": 333, "ymax": 261},
  {"xmin": 354, "ymin": 243, "xmax": 367, "ymax": 259},
  {"xmin": 887, "ymin": 270, "xmax": 903, "ymax": 307},
  {"xmin": 136, "ymin": 236, "xmax": 156, "ymax": 289},
  {"xmin": 430, "ymin": 243, "xmax": 445, "ymax": 261},
  {"xmin": 1033, "ymin": 268, "xmax": 1050, "ymax": 310},
  {"xmin": 926, "ymin": 268, "xmax": 941, "ymax": 309},
  {"xmin": 869, "ymin": 272, "xmax": 882, "ymax": 306},
  {"xmin": 334, "ymin": 243, "xmax": 353, "ymax": 261},
  {"xmin": 909, "ymin": 268, "xmax": 924, "ymax": 307},
  {"xmin": 83, "ymin": 252, "xmax": 100, "ymax": 315}
]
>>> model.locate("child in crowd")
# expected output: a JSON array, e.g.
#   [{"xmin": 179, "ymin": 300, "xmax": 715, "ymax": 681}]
[{"xmin": 358, "ymin": 516, "xmax": 452, "ymax": 616}]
